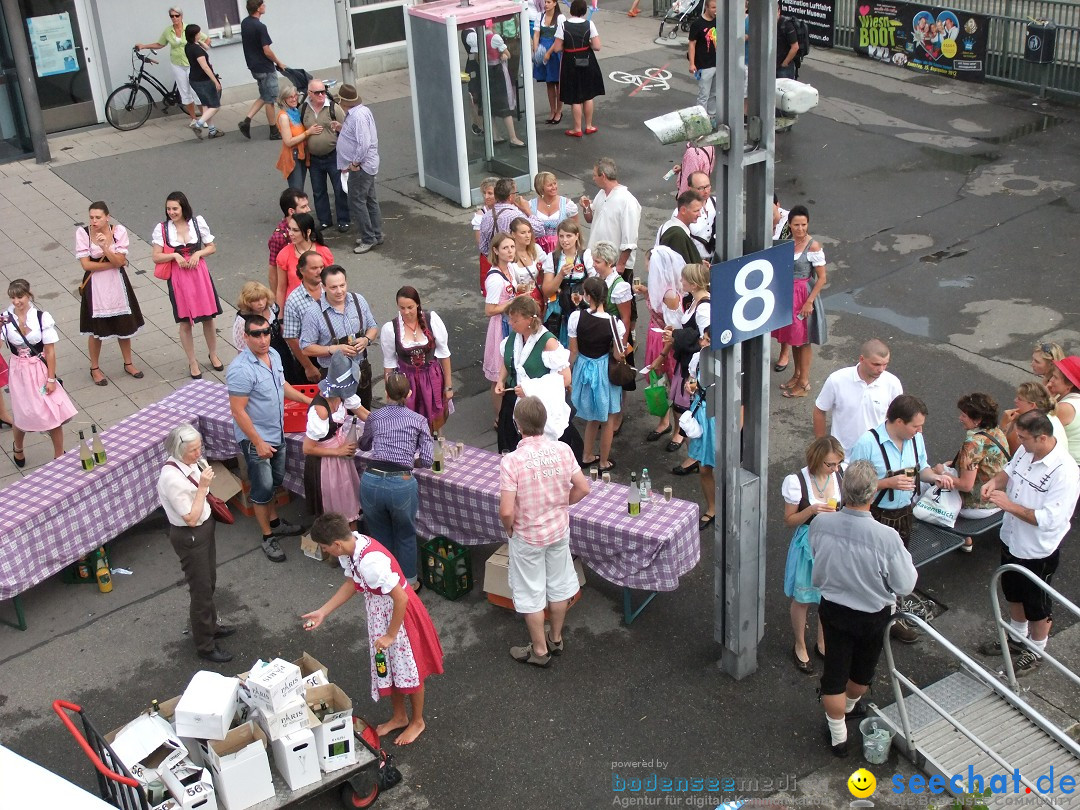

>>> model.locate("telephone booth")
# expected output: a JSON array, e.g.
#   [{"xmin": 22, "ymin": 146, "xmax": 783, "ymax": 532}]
[{"xmin": 405, "ymin": 0, "xmax": 537, "ymax": 207}]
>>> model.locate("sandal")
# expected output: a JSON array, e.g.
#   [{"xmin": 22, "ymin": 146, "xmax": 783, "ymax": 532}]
[
  {"xmin": 779, "ymin": 378, "xmax": 799, "ymax": 390},
  {"xmin": 89, "ymin": 367, "xmax": 108, "ymax": 386},
  {"xmin": 599, "ymin": 459, "xmax": 616, "ymax": 472},
  {"xmin": 123, "ymin": 362, "xmax": 144, "ymax": 379},
  {"xmin": 12, "ymin": 443, "xmax": 24, "ymax": 468},
  {"xmin": 627, "ymin": 7, "xmax": 641, "ymax": 15},
  {"xmin": 962, "ymin": 537, "xmax": 973, "ymax": 553},
  {"xmin": 781, "ymin": 383, "xmax": 811, "ymax": 399},
  {"xmin": 698, "ymin": 512, "xmax": 715, "ymax": 531}
]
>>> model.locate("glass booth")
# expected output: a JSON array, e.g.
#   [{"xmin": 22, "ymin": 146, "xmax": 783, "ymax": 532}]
[{"xmin": 406, "ymin": 0, "xmax": 536, "ymax": 207}]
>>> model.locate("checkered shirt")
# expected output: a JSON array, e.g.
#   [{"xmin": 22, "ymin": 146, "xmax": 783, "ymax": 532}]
[{"xmin": 499, "ymin": 435, "xmax": 580, "ymax": 546}]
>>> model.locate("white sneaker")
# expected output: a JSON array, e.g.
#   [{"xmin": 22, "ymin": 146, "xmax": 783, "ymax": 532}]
[{"xmin": 353, "ymin": 242, "xmax": 374, "ymax": 254}]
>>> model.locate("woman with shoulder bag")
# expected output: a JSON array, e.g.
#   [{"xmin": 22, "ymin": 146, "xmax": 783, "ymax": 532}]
[
  {"xmin": 781, "ymin": 435, "xmax": 844, "ymax": 674},
  {"xmin": 151, "ymin": 191, "xmax": 223, "ymax": 379},
  {"xmin": 548, "ymin": 0, "xmax": 604, "ymax": 137},
  {"xmin": 568, "ymin": 277, "xmax": 623, "ymax": 472},
  {"xmin": 3, "ymin": 279, "xmax": 78, "ymax": 464},
  {"xmin": 157, "ymin": 425, "xmax": 234, "ymax": 664},
  {"xmin": 75, "ymin": 201, "xmax": 145, "ymax": 386},
  {"xmin": 275, "ymin": 83, "xmax": 321, "ymax": 191}
]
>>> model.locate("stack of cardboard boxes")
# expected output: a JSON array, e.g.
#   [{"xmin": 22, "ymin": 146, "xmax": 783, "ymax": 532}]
[{"xmin": 105, "ymin": 653, "xmax": 360, "ymax": 810}]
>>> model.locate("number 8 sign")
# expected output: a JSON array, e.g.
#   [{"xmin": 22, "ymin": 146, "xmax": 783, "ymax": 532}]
[{"xmin": 710, "ymin": 242, "xmax": 794, "ymax": 347}]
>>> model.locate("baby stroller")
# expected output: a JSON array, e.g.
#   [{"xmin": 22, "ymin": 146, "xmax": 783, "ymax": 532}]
[{"xmin": 658, "ymin": 0, "xmax": 704, "ymax": 41}]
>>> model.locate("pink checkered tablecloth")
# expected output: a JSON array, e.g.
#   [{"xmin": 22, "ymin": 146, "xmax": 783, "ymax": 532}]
[
  {"xmin": 0, "ymin": 404, "xmax": 199, "ymax": 600},
  {"xmin": 166, "ymin": 382, "xmax": 700, "ymax": 592}
]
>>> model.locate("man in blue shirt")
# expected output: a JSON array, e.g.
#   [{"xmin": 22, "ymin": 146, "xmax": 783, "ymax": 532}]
[
  {"xmin": 849, "ymin": 394, "xmax": 955, "ymax": 642},
  {"xmin": 227, "ymin": 315, "xmax": 312, "ymax": 561},
  {"xmin": 238, "ymin": 0, "xmax": 288, "ymax": 140}
]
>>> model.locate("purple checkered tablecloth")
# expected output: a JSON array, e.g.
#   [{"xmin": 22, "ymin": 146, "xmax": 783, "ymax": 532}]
[
  {"xmin": 0, "ymin": 404, "xmax": 199, "ymax": 600},
  {"xmin": 167, "ymin": 381, "xmax": 701, "ymax": 592}
]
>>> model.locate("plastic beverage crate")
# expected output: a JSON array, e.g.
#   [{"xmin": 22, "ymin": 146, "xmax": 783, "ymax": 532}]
[
  {"xmin": 421, "ymin": 536, "xmax": 473, "ymax": 600},
  {"xmin": 284, "ymin": 384, "xmax": 321, "ymax": 433}
]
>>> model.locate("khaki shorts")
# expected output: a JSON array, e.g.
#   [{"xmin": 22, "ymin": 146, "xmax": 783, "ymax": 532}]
[{"xmin": 508, "ymin": 534, "xmax": 579, "ymax": 614}]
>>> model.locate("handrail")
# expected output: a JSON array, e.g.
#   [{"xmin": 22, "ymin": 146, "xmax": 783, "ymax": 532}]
[
  {"xmin": 880, "ymin": 613, "xmax": 1080, "ymax": 807},
  {"xmin": 52, "ymin": 699, "xmax": 142, "ymax": 789},
  {"xmin": 989, "ymin": 563, "xmax": 1080, "ymax": 692}
]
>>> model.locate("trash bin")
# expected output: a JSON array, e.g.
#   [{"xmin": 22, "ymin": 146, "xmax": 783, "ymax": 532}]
[
  {"xmin": 859, "ymin": 717, "xmax": 895, "ymax": 765},
  {"xmin": 1024, "ymin": 20, "xmax": 1056, "ymax": 64}
]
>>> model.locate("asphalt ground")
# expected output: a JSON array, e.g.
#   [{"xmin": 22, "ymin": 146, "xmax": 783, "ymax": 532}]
[{"xmin": 3, "ymin": 29, "xmax": 1080, "ymax": 810}]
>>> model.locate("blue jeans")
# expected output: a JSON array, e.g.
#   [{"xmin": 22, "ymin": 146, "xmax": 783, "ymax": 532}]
[
  {"xmin": 286, "ymin": 153, "xmax": 307, "ymax": 195},
  {"xmin": 240, "ymin": 439, "xmax": 287, "ymax": 504},
  {"xmin": 308, "ymin": 151, "xmax": 349, "ymax": 227},
  {"xmin": 777, "ymin": 63, "xmax": 797, "ymax": 79},
  {"xmin": 360, "ymin": 470, "xmax": 418, "ymax": 581},
  {"xmin": 347, "ymin": 167, "xmax": 383, "ymax": 245}
]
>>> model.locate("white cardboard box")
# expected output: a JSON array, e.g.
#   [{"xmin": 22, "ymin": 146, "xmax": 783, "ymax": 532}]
[
  {"xmin": 161, "ymin": 762, "xmax": 218, "ymax": 810},
  {"xmin": 270, "ymin": 728, "xmax": 321, "ymax": 791},
  {"xmin": 204, "ymin": 722, "xmax": 274, "ymax": 810},
  {"xmin": 294, "ymin": 652, "xmax": 329, "ymax": 689},
  {"xmin": 241, "ymin": 658, "xmax": 303, "ymax": 714},
  {"xmin": 175, "ymin": 672, "xmax": 239, "ymax": 741},
  {"xmin": 249, "ymin": 696, "xmax": 319, "ymax": 742},
  {"xmin": 109, "ymin": 714, "xmax": 188, "ymax": 788},
  {"xmin": 304, "ymin": 684, "xmax": 357, "ymax": 773}
]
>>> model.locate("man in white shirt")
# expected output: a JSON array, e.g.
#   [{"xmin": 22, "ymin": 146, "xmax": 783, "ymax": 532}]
[
  {"xmin": 656, "ymin": 190, "xmax": 704, "ymax": 265},
  {"xmin": 582, "ymin": 157, "xmax": 641, "ymax": 281},
  {"xmin": 813, "ymin": 339, "xmax": 903, "ymax": 456},
  {"xmin": 678, "ymin": 171, "xmax": 717, "ymax": 260},
  {"xmin": 977, "ymin": 410, "xmax": 1080, "ymax": 675}
]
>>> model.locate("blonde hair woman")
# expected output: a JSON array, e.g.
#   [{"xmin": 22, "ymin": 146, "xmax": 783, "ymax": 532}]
[
  {"xmin": 529, "ymin": 171, "xmax": 578, "ymax": 253},
  {"xmin": 1031, "ymin": 341, "xmax": 1065, "ymax": 385}
]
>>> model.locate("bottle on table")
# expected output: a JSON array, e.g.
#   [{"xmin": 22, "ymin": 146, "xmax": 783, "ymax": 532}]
[
  {"xmin": 90, "ymin": 424, "xmax": 107, "ymax": 466},
  {"xmin": 640, "ymin": 468, "xmax": 651, "ymax": 504},
  {"xmin": 78, "ymin": 430, "xmax": 95, "ymax": 471},
  {"xmin": 95, "ymin": 555, "xmax": 112, "ymax": 593},
  {"xmin": 432, "ymin": 437, "xmax": 444, "ymax": 474},
  {"xmin": 628, "ymin": 473, "xmax": 641, "ymax": 516}
]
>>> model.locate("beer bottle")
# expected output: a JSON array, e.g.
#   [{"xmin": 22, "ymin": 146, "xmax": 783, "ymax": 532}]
[
  {"xmin": 91, "ymin": 424, "xmax": 107, "ymax": 465},
  {"xmin": 628, "ymin": 473, "xmax": 641, "ymax": 516},
  {"xmin": 432, "ymin": 437, "xmax": 444, "ymax": 474},
  {"xmin": 78, "ymin": 430, "xmax": 95, "ymax": 471}
]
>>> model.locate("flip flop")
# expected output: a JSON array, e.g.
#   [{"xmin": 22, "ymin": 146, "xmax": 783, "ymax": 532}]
[
  {"xmin": 599, "ymin": 459, "xmax": 616, "ymax": 472},
  {"xmin": 565, "ymin": 130, "xmax": 584, "ymax": 137},
  {"xmin": 584, "ymin": 126, "xmax": 598, "ymax": 135}
]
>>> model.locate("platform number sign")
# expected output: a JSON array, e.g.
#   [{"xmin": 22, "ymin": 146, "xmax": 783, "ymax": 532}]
[{"xmin": 710, "ymin": 242, "xmax": 794, "ymax": 346}]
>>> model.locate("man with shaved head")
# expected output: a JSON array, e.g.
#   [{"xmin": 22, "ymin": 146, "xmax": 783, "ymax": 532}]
[{"xmin": 813, "ymin": 339, "xmax": 903, "ymax": 456}]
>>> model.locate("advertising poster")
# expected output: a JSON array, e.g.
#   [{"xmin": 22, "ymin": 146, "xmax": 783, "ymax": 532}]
[
  {"xmin": 26, "ymin": 13, "xmax": 79, "ymax": 78},
  {"xmin": 853, "ymin": 1, "xmax": 988, "ymax": 81},
  {"xmin": 781, "ymin": 0, "xmax": 836, "ymax": 49}
]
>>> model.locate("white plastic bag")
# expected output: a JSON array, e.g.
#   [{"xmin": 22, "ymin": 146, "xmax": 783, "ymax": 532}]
[
  {"xmin": 912, "ymin": 484, "xmax": 962, "ymax": 528},
  {"xmin": 678, "ymin": 405, "xmax": 703, "ymax": 439}
]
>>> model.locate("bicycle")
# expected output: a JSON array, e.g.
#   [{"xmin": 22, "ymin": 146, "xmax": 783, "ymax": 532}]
[{"xmin": 105, "ymin": 48, "xmax": 183, "ymax": 131}]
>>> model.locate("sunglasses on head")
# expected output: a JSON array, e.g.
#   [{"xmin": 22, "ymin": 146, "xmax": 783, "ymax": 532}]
[
  {"xmin": 246, "ymin": 328, "xmax": 272, "ymax": 338},
  {"xmin": 1040, "ymin": 343, "xmax": 1054, "ymax": 355}
]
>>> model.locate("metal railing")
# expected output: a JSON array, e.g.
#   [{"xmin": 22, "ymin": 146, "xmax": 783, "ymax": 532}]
[{"xmin": 880, "ymin": 611, "xmax": 1080, "ymax": 809}]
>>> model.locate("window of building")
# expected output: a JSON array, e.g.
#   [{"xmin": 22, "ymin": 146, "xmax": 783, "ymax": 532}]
[{"xmin": 204, "ymin": 0, "xmax": 242, "ymax": 32}]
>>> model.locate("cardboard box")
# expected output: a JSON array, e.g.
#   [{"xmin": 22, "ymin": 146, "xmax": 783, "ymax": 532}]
[
  {"xmin": 161, "ymin": 762, "xmax": 218, "ymax": 810},
  {"xmin": 207, "ymin": 462, "xmax": 242, "ymax": 503},
  {"xmin": 270, "ymin": 728, "xmax": 321, "ymax": 791},
  {"xmin": 300, "ymin": 533, "xmax": 324, "ymax": 561},
  {"xmin": 175, "ymin": 672, "xmax": 240, "ymax": 741},
  {"xmin": 294, "ymin": 652, "xmax": 329, "ymax": 689},
  {"xmin": 109, "ymin": 714, "xmax": 188, "ymax": 788},
  {"xmin": 484, "ymin": 544, "xmax": 585, "ymax": 611},
  {"xmin": 241, "ymin": 658, "xmax": 302, "ymax": 714},
  {"xmin": 250, "ymin": 697, "xmax": 318, "ymax": 742},
  {"xmin": 304, "ymin": 684, "xmax": 357, "ymax": 773},
  {"xmin": 204, "ymin": 722, "xmax": 274, "ymax": 810}
]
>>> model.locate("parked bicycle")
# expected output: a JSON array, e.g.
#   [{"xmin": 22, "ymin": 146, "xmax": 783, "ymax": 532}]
[{"xmin": 105, "ymin": 48, "xmax": 183, "ymax": 131}]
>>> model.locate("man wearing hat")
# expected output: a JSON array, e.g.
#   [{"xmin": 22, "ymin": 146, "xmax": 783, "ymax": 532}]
[
  {"xmin": 335, "ymin": 85, "xmax": 384, "ymax": 255},
  {"xmin": 976, "ymin": 410, "xmax": 1080, "ymax": 675}
]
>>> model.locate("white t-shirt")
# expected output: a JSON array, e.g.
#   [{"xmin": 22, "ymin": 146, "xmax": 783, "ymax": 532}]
[
  {"xmin": 587, "ymin": 185, "xmax": 641, "ymax": 270},
  {"xmin": 554, "ymin": 16, "xmax": 598, "ymax": 40},
  {"xmin": 814, "ymin": 365, "xmax": 904, "ymax": 456},
  {"xmin": 566, "ymin": 308, "xmax": 626, "ymax": 339},
  {"xmin": 999, "ymin": 441, "xmax": 1080, "ymax": 558},
  {"xmin": 781, "ymin": 467, "xmax": 841, "ymax": 506},
  {"xmin": 379, "ymin": 312, "xmax": 451, "ymax": 370}
]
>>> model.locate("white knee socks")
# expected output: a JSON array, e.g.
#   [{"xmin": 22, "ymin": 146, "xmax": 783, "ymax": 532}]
[
  {"xmin": 1009, "ymin": 618, "xmax": 1029, "ymax": 639},
  {"xmin": 827, "ymin": 713, "xmax": 847, "ymax": 745}
]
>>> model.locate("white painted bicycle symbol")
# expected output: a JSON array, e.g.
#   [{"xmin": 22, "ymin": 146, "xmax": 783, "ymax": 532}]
[{"xmin": 608, "ymin": 67, "xmax": 673, "ymax": 91}]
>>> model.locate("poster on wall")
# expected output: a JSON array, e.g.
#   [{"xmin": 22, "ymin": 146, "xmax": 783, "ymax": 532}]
[
  {"xmin": 781, "ymin": 0, "xmax": 836, "ymax": 48},
  {"xmin": 854, "ymin": 1, "xmax": 987, "ymax": 80},
  {"xmin": 26, "ymin": 13, "xmax": 79, "ymax": 78}
]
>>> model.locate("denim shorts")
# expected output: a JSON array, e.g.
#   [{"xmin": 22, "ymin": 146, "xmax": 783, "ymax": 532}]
[
  {"xmin": 253, "ymin": 71, "xmax": 278, "ymax": 104},
  {"xmin": 240, "ymin": 439, "xmax": 287, "ymax": 504},
  {"xmin": 189, "ymin": 79, "xmax": 221, "ymax": 109}
]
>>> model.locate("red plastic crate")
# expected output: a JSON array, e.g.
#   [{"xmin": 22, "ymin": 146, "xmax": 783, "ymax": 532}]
[{"xmin": 284, "ymin": 384, "xmax": 320, "ymax": 433}]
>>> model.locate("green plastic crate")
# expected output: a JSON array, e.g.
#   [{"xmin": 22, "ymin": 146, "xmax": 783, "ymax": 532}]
[
  {"xmin": 420, "ymin": 536, "xmax": 473, "ymax": 600},
  {"xmin": 61, "ymin": 547, "xmax": 110, "ymax": 585}
]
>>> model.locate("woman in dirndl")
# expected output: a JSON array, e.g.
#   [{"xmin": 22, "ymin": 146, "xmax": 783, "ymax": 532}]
[
  {"xmin": 2, "ymin": 279, "xmax": 78, "ymax": 463},
  {"xmin": 380, "ymin": 286, "xmax": 453, "ymax": 432},
  {"xmin": 568, "ymin": 277, "xmax": 622, "ymax": 472},
  {"xmin": 549, "ymin": 0, "xmax": 605, "ymax": 136},
  {"xmin": 151, "ymin": 191, "xmax": 223, "ymax": 380},
  {"xmin": 772, "ymin": 204, "xmax": 828, "ymax": 400},
  {"xmin": 484, "ymin": 233, "xmax": 518, "ymax": 427},
  {"xmin": 781, "ymin": 435, "xmax": 844, "ymax": 674},
  {"xmin": 532, "ymin": 0, "xmax": 565, "ymax": 124},
  {"xmin": 641, "ymin": 244, "xmax": 686, "ymax": 442},
  {"xmin": 539, "ymin": 219, "xmax": 593, "ymax": 346},
  {"xmin": 76, "ymin": 201, "xmax": 145, "ymax": 386},
  {"xmin": 529, "ymin": 172, "xmax": 579, "ymax": 254},
  {"xmin": 303, "ymin": 351, "xmax": 364, "ymax": 526},
  {"xmin": 684, "ymin": 329, "xmax": 716, "ymax": 532},
  {"xmin": 665, "ymin": 262, "xmax": 710, "ymax": 470},
  {"xmin": 303, "ymin": 513, "xmax": 444, "ymax": 746}
]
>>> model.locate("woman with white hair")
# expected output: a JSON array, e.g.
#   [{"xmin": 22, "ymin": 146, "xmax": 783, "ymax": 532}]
[
  {"xmin": 157, "ymin": 425, "xmax": 234, "ymax": 664},
  {"xmin": 135, "ymin": 7, "xmax": 210, "ymax": 126}
]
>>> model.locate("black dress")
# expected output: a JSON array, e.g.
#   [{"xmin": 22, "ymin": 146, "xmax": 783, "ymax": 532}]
[
  {"xmin": 77, "ymin": 227, "xmax": 145, "ymax": 340},
  {"xmin": 558, "ymin": 19, "xmax": 605, "ymax": 105}
]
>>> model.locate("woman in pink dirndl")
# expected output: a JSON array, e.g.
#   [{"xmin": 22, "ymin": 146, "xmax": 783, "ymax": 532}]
[
  {"xmin": 380, "ymin": 286, "xmax": 453, "ymax": 433},
  {"xmin": 303, "ymin": 514, "xmax": 444, "ymax": 747},
  {"xmin": 151, "ymin": 191, "xmax": 223, "ymax": 380},
  {"xmin": 2, "ymin": 279, "xmax": 78, "ymax": 464},
  {"xmin": 483, "ymin": 233, "xmax": 517, "ymax": 427}
]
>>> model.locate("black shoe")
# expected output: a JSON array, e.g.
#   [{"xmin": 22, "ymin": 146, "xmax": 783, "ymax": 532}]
[
  {"xmin": 209, "ymin": 355, "xmax": 224, "ymax": 372},
  {"xmin": 337, "ymin": 223, "xmax": 350, "ymax": 233},
  {"xmin": 672, "ymin": 462, "xmax": 699, "ymax": 476},
  {"xmin": 978, "ymin": 636, "xmax": 1025, "ymax": 656},
  {"xmin": 213, "ymin": 624, "xmax": 237, "ymax": 639},
  {"xmin": 845, "ymin": 700, "xmax": 868, "ymax": 719},
  {"xmin": 198, "ymin": 646, "xmax": 234, "ymax": 664},
  {"xmin": 0, "ymin": 420, "xmax": 10, "ymax": 429},
  {"xmin": 268, "ymin": 129, "xmax": 281, "ymax": 140},
  {"xmin": 825, "ymin": 727, "xmax": 848, "ymax": 758},
  {"xmin": 238, "ymin": 118, "xmax": 251, "ymax": 139},
  {"xmin": 471, "ymin": 124, "xmax": 483, "ymax": 136},
  {"xmin": 12, "ymin": 443, "xmax": 24, "ymax": 468}
]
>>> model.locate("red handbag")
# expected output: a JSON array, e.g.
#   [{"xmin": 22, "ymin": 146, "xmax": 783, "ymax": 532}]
[
  {"xmin": 167, "ymin": 462, "xmax": 234, "ymax": 524},
  {"xmin": 154, "ymin": 221, "xmax": 174, "ymax": 280}
]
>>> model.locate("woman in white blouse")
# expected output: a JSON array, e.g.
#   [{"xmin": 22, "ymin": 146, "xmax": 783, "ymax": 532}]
[
  {"xmin": 151, "ymin": 191, "xmax": 222, "ymax": 380},
  {"xmin": 156, "ymin": 425, "xmax": 234, "ymax": 664},
  {"xmin": 380, "ymin": 286, "xmax": 453, "ymax": 432},
  {"xmin": 508, "ymin": 216, "xmax": 548, "ymax": 316},
  {"xmin": 2, "ymin": 279, "xmax": 78, "ymax": 465}
]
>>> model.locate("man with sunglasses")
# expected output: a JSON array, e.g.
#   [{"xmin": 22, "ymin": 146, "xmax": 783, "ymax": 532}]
[
  {"xmin": 227, "ymin": 315, "xmax": 313, "ymax": 562},
  {"xmin": 302, "ymin": 80, "xmax": 349, "ymax": 233}
]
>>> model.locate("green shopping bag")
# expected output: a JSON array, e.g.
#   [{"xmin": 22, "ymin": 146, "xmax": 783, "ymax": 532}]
[{"xmin": 644, "ymin": 371, "xmax": 670, "ymax": 417}]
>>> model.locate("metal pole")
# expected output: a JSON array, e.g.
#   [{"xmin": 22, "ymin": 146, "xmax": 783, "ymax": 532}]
[
  {"xmin": 335, "ymin": 0, "xmax": 356, "ymax": 85},
  {"xmin": 713, "ymin": 0, "xmax": 776, "ymax": 679},
  {"xmin": 2, "ymin": 0, "xmax": 50, "ymax": 163}
]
